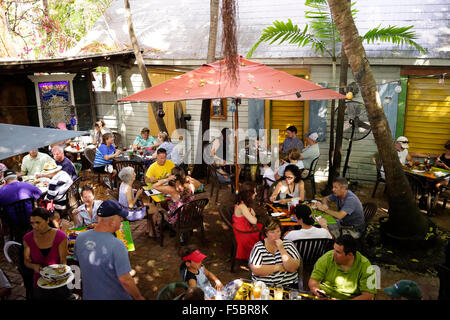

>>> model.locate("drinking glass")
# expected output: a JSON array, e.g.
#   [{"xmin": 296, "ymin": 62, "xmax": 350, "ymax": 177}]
[
  {"xmin": 253, "ymin": 281, "xmax": 262, "ymax": 300},
  {"xmin": 289, "ymin": 289, "xmax": 298, "ymax": 300},
  {"xmin": 274, "ymin": 285, "xmax": 284, "ymax": 300},
  {"xmin": 261, "ymin": 287, "xmax": 270, "ymax": 300}
]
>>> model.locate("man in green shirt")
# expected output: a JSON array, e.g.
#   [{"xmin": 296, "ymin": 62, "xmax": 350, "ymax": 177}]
[
  {"xmin": 309, "ymin": 235, "xmax": 377, "ymax": 300},
  {"xmin": 20, "ymin": 149, "xmax": 53, "ymax": 176}
]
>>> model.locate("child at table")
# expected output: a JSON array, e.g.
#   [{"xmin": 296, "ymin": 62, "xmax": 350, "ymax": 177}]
[{"xmin": 180, "ymin": 247, "xmax": 223, "ymax": 300}]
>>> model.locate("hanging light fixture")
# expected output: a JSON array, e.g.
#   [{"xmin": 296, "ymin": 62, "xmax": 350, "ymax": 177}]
[
  {"xmin": 439, "ymin": 73, "xmax": 445, "ymax": 85},
  {"xmin": 158, "ymin": 105, "xmax": 165, "ymax": 118},
  {"xmin": 394, "ymin": 80, "xmax": 402, "ymax": 93}
]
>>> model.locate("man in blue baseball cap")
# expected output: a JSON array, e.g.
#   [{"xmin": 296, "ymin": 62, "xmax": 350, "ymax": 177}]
[
  {"xmin": 384, "ymin": 280, "xmax": 422, "ymax": 300},
  {"xmin": 74, "ymin": 200, "xmax": 144, "ymax": 300}
]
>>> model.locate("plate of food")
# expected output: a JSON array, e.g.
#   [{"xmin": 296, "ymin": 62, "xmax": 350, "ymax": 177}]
[
  {"xmin": 433, "ymin": 171, "xmax": 447, "ymax": 178},
  {"xmin": 38, "ymin": 272, "xmax": 74, "ymax": 289},
  {"xmin": 271, "ymin": 212, "xmax": 285, "ymax": 217},
  {"xmin": 412, "ymin": 169, "xmax": 425, "ymax": 173},
  {"xmin": 40, "ymin": 264, "xmax": 72, "ymax": 281}
]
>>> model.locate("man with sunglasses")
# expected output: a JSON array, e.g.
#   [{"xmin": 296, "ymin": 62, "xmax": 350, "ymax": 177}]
[{"xmin": 380, "ymin": 136, "xmax": 413, "ymax": 179}]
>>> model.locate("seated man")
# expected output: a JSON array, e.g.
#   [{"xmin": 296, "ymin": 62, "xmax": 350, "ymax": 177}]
[
  {"xmin": 309, "ymin": 235, "xmax": 377, "ymax": 300},
  {"xmin": 301, "ymin": 132, "xmax": 320, "ymax": 172},
  {"xmin": 145, "ymin": 148, "xmax": 175, "ymax": 184},
  {"xmin": 20, "ymin": 149, "xmax": 53, "ymax": 177},
  {"xmin": 47, "ymin": 145, "xmax": 77, "ymax": 181},
  {"xmin": 280, "ymin": 126, "xmax": 304, "ymax": 157},
  {"xmin": 316, "ymin": 176, "xmax": 365, "ymax": 239},
  {"xmin": 284, "ymin": 204, "xmax": 333, "ymax": 241},
  {"xmin": 380, "ymin": 136, "xmax": 413, "ymax": 179}
]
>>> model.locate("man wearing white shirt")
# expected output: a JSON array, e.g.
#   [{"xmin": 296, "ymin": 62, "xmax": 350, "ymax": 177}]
[
  {"xmin": 301, "ymin": 132, "xmax": 320, "ymax": 171},
  {"xmin": 284, "ymin": 204, "xmax": 332, "ymax": 241},
  {"xmin": 380, "ymin": 136, "xmax": 413, "ymax": 179}
]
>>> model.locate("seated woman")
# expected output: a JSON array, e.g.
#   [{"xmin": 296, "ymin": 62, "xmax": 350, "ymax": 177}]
[
  {"xmin": 148, "ymin": 167, "xmax": 194, "ymax": 237},
  {"xmin": 93, "ymin": 120, "xmax": 112, "ymax": 147},
  {"xmin": 275, "ymin": 148, "xmax": 304, "ymax": 180},
  {"xmin": 207, "ymin": 128, "xmax": 233, "ymax": 183},
  {"xmin": 118, "ymin": 167, "xmax": 147, "ymax": 222},
  {"xmin": 23, "ymin": 208, "xmax": 69, "ymax": 300},
  {"xmin": 93, "ymin": 132, "xmax": 121, "ymax": 181},
  {"xmin": 152, "ymin": 131, "xmax": 181, "ymax": 165},
  {"xmin": 132, "ymin": 127, "xmax": 158, "ymax": 151},
  {"xmin": 249, "ymin": 217, "xmax": 301, "ymax": 288},
  {"xmin": 270, "ymin": 164, "xmax": 305, "ymax": 205},
  {"xmin": 171, "ymin": 166, "xmax": 203, "ymax": 194},
  {"xmin": 232, "ymin": 181, "xmax": 263, "ymax": 260},
  {"xmin": 72, "ymin": 185, "xmax": 102, "ymax": 228}
]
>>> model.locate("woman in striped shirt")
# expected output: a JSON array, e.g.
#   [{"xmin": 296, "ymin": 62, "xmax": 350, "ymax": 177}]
[
  {"xmin": 249, "ymin": 217, "xmax": 301, "ymax": 288},
  {"xmin": 93, "ymin": 132, "xmax": 121, "ymax": 180}
]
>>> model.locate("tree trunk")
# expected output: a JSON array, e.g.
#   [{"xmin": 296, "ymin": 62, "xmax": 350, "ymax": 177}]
[
  {"xmin": 328, "ymin": 0, "xmax": 429, "ymax": 240},
  {"xmin": 192, "ymin": 0, "xmax": 219, "ymax": 178},
  {"xmin": 330, "ymin": 50, "xmax": 348, "ymax": 180},
  {"xmin": 124, "ymin": 0, "xmax": 168, "ymax": 134}
]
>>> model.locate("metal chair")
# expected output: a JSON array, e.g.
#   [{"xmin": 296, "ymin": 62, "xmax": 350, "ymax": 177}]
[
  {"xmin": 371, "ymin": 153, "xmax": 387, "ymax": 198},
  {"xmin": 84, "ymin": 147, "xmax": 109, "ymax": 184},
  {"xmin": 159, "ymin": 198, "xmax": 209, "ymax": 248},
  {"xmin": 292, "ymin": 238, "xmax": 334, "ymax": 290},
  {"xmin": 62, "ymin": 177, "xmax": 82, "ymax": 220},
  {"xmin": 112, "ymin": 160, "xmax": 146, "ymax": 188},
  {"xmin": 218, "ymin": 205, "xmax": 262, "ymax": 272},
  {"xmin": 301, "ymin": 157, "xmax": 320, "ymax": 197},
  {"xmin": 208, "ymin": 164, "xmax": 234, "ymax": 203},
  {"xmin": 0, "ymin": 198, "xmax": 35, "ymax": 243},
  {"xmin": 363, "ymin": 202, "xmax": 378, "ymax": 231},
  {"xmin": 3, "ymin": 241, "xmax": 34, "ymax": 300},
  {"xmin": 156, "ymin": 282, "xmax": 189, "ymax": 300}
]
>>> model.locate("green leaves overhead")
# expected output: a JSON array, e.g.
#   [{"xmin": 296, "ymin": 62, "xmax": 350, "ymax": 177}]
[{"xmin": 362, "ymin": 25, "xmax": 427, "ymax": 54}]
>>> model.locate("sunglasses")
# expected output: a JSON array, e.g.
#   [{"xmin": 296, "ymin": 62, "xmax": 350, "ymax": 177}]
[{"xmin": 398, "ymin": 141, "xmax": 408, "ymax": 144}]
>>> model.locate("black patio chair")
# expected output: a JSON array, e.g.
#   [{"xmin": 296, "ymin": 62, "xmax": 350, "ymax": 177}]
[
  {"xmin": 363, "ymin": 202, "xmax": 378, "ymax": 231},
  {"xmin": 3, "ymin": 241, "xmax": 34, "ymax": 300},
  {"xmin": 0, "ymin": 198, "xmax": 35, "ymax": 243},
  {"xmin": 292, "ymin": 238, "xmax": 334, "ymax": 291},
  {"xmin": 159, "ymin": 198, "xmax": 209, "ymax": 248},
  {"xmin": 218, "ymin": 205, "xmax": 262, "ymax": 272},
  {"xmin": 301, "ymin": 157, "xmax": 320, "ymax": 198},
  {"xmin": 208, "ymin": 164, "xmax": 234, "ymax": 203},
  {"xmin": 371, "ymin": 153, "xmax": 387, "ymax": 198},
  {"xmin": 112, "ymin": 160, "xmax": 146, "ymax": 189},
  {"xmin": 61, "ymin": 177, "xmax": 82, "ymax": 220}
]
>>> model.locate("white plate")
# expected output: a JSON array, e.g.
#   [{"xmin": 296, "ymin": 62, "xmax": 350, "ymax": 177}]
[
  {"xmin": 40, "ymin": 264, "xmax": 71, "ymax": 281},
  {"xmin": 271, "ymin": 212, "xmax": 284, "ymax": 217},
  {"xmin": 412, "ymin": 169, "xmax": 425, "ymax": 173},
  {"xmin": 37, "ymin": 272, "xmax": 74, "ymax": 289},
  {"xmin": 434, "ymin": 171, "xmax": 447, "ymax": 177}
]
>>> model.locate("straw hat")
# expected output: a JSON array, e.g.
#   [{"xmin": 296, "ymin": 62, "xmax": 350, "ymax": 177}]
[{"xmin": 41, "ymin": 161, "xmax": 62, "ymax": 175}]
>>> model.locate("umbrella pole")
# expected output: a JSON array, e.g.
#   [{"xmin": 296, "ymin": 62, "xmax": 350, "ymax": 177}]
[{"xmin": 234, "ymin": 98, "xmax": 240, "ymax": 194}]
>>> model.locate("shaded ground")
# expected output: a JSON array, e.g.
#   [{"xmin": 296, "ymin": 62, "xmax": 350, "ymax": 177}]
[{"xmin": 1, "ymin": 173, "xmax": 448, "ymax": 300}]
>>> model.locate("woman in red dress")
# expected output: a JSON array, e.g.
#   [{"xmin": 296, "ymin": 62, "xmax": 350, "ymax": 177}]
[{"xmin": 232, "ymin": 181, "xmax": 263, "ymax": 260}]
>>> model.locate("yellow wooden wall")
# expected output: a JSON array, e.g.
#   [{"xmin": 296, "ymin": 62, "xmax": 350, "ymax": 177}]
[
  {"xmin": 404, "ymin": 77, "xmax": 450, "ymax": 154},
  {"xmin": 147, "ymin": 68, "xmax": 185, "ymax": 137},
  {"xmin": 264, "ymin": 68, "xmax": 310, "ymax": 145}
]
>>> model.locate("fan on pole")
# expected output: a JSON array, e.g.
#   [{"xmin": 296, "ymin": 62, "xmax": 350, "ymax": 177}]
[{"xmin": 342, "ymin": 100, "xmax": 372, "ymax": 178}]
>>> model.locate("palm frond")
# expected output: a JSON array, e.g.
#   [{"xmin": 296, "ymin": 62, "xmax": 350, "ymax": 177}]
[
  {"xmin": 246, "ymin": 19, "xmax": 332, "ymax": 58},
  {"xmin": 362, "ymin": 25, "xmax": 427, "ymax": 54}
]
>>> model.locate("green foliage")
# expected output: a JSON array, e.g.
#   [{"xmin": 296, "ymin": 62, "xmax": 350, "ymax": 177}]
[
  {"xmin": 247, "ymin": 0, "xmax": 426, "ymax": 59},
  {"xmin": 1, "ymin": 0, "xmax": 113, "ymax": 59}
]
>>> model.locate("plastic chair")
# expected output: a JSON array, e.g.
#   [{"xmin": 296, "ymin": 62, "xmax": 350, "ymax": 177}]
[
  {"xmin": 371, "ymin": 153, "xmax": 387, "ymax": 198},
  {"xmin": 301, "ymin": 157, "xmax": 320, "ymax": 197},
  {"xmin": 218, "ymin": 205, "xmax": 262, "ymax": 272},
  {"xmin": 156, "ymin": 282, "xmax": 189, "ymax": 300},
  {"xmin": 292, "ymin": 238, "xmax": 334, "ymax": 290},
  {"xmin": 3, "ymin": 241, "xmax": 34, "ymax": 300},
  {"xmin": 0, "ymin": 198, "xmax": 35, "ymax": 243},
  {"xmin": 159, "ymin": 198, "xmax": 209, "ymax": 248}
]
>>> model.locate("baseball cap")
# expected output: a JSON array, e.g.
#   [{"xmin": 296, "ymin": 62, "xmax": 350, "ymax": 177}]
[
  {"xmin": 306, "ymin": 132, "xmax": 319, "ymax": 142},
  {"xmin": 293, "ymin": 204, "xmax": 315, "ymax": 225},
  {"xmin": 383, "ymin": 280, "xmax": 422, "ymax": 300},
  {"xmin": 396, "ymin": 136, "xmax": 409, "ymax": 149},
  {"xmin": 182, "ymin": 249, "xmax": 207, "ymax": 263},
  {"xmin": 97, "ymin": 200, "xmax": 128, "ymax": 219},
  {"xmin": 3, "ymin": 169, "xmax": 17, "ymax": 179}
]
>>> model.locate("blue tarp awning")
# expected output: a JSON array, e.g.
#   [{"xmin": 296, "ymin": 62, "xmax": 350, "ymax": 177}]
[{"xmin": 0, "ymin": 123, "xmax": 89, "ymax": 160}]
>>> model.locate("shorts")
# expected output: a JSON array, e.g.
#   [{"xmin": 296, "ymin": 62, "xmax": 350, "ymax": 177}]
[{"xmin": 93, "ymin": 165, "xmax": 113, "ymax": 173}]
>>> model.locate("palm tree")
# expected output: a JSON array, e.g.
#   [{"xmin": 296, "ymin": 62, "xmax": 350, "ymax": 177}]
[
  {"xmin": 247, "ymin": 0, "xmax": 426, "ymax": 194},
  {"xmin": 326, "ymin": 0, "xmax": 430, "ymax": 242}
]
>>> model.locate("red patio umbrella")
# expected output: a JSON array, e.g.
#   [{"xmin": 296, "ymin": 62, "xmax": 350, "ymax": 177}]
[{"xmin": 119, "ymin": 56, "xmax": 346, "ymax": 192}]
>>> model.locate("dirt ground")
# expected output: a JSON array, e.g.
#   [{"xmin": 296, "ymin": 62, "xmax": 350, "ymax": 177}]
[{"xmin": 1, "ymin": 173, "xmax": 448, "ymax": 300}]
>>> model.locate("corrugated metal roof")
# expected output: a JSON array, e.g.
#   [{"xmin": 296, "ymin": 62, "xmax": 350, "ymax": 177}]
[{"xmin": 70, "ymin": 0, "xmax": 449, "ymax": 62}]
